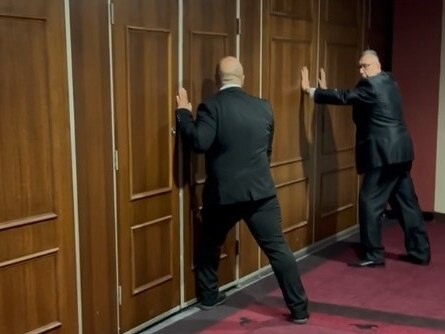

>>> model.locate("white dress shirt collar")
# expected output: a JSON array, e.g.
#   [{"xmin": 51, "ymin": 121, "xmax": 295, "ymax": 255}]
[{"xmin": 219, "ymin": 84, "xmax": 242, "ymax": 91}]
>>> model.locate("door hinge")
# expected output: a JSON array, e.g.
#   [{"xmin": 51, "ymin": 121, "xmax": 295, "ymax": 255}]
[
  {"xmin": 109, "ymin": 2, "xmax": 115, "ymax": 25},
  {"xmin": 114, "ymin": 150, "xmax": 119, "ymax": 171},
  {"xmin": 235, "ymin": 240, "xmax": 239, "ymax": 255},
  {"xmin": 236, "ymin": 18, "xmax": 241, "ymax": 35},
  {"xmin": 117, "ymin": 285, "xmax": 122, "ymax": 306}
]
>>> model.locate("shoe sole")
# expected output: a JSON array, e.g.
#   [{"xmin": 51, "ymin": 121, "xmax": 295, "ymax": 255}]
[
  {"xmin": 292, "ymin": 317, "xmax": 308, "ymax": 324},
  {"xmin": 347, "ymin": 262, "xmax": 385, "ymax": 268},
  {"xmin": 198, "ymin": 296, "xmax": 227, "ymax": 310}
]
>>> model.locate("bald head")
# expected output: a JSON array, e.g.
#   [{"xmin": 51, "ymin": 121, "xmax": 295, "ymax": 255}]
[{"xmin": 217, "ymin": 56, "xmax": 244, "ymax": 86}]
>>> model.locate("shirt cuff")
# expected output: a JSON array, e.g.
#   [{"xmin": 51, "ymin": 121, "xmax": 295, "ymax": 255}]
[{"xmin": 308, "ymin": 88, "xmax": 315, "ymax": 98}]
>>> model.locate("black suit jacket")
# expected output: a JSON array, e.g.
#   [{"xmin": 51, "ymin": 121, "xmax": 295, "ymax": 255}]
[
  {"xmin": 176, "ymin": 87, "xmax": 276, "ymax": 206},
  {"xmin": 314, "ymin": 72, "xmax": 414, "ymax": 174}
]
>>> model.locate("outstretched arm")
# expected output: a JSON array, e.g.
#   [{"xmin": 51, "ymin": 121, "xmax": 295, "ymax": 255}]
[
  {"xmin": 301, "ymin": 67, "xmax": 374, "ymax": 105},
  {"xmin": 314, "ymin": 79, "xmax": 375, "ymax": 105},
  {"xmin": 175, "ymin": 87, "xmax": 216, "ymax": 153}
]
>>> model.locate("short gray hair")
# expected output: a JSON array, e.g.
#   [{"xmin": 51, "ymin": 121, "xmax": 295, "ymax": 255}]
[{"xmin": 362, "ymin": 49, "xmax": 379, "ymax": 61}]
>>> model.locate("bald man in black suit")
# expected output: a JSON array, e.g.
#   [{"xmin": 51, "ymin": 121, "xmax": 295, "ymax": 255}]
[
  {"xmin": 176, "ymin": 56, "xmax": 308, "ymax": 324},
  {"xmin": 301, "ymin": 50, "xmax": 431, "ymax": 268}
]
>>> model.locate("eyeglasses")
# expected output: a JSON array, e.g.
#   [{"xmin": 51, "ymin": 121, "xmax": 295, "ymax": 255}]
[{"xmin": 358, "ymin": 63, "xmax": 374, "ymax": 69}]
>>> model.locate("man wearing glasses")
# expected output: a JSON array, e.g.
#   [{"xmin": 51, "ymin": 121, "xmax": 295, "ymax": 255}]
[{"xmin": 301, "ymin": 50, "xmax": 431, "ymax": 268}]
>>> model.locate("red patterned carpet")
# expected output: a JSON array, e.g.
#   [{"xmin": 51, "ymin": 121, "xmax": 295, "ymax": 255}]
[{"xmin": 144, "ymin": 217, "xmax": 445, "ymax": 334}]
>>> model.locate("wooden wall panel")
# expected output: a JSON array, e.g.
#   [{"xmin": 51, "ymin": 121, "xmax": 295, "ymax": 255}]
[
  {"xmin": 131, "ymin": 216, "xmax": 173, "ymax": 292},
  {"xmin": 238, "ymin": 0, "xmax": 262, "ymax": 278},
  {"xmin": 314, "ymin": 0, "xmax": 363, "ymax": 242},
  {"xmin": 321, "ymin": 44, "xmax": 357, "ymax": 155},
  {"xmin": 110, "ymin": 0, "xmax": 387, "ymax": 330},
  {"xmin": 0, "ymin": 19, "xmax": 53, "ymax": 224},
  {"xmin": 0, "ymin": 254, "xmax": 59, "ymax": 333},
  {"xmin": 263, "ymin": 0, "xmax": 317, "ymax": 261},
  {"xmin": 183, "ymin": 0, "xmax": 237, "ymax": 302},
  {"xmin": 270, "ymin": 39, "xmax": 311, "ymax": 162},
  {"xmin": 325, "ymin": 0, "xmax": 361, "ymax": 25},
  {"xmin": 271, "ymin": 0, "xmax": 312, "ymax": 19},
  {"xmin": 112, "ymin": 1, "xmax": 179, "ymax": 330},
  {"xmin": 240, "ymin": 1, "xmax": 262, "ymax": 97},
  {"xmin": 127, "ymin": 28, "xmax": 172, "ymax": 196},
  {"xmin": 0, "ymin": 1, "xmax": 393, "ymax": 332},
  {"xmin": 320, "ymin": 167, "xmax": 356, "ymax": 216},
  {"xmin": 70, "ymin": 0, "xmax": 392, "ymax": 332},
  {"xmin": 0, "ymin": 0, "xmax": 78, "ymax": 332},
  {"xmin": 278, "ymin": 181, "xmax": 309, "ymax": 230},
  {"xmin": 69, "ymin": 0, "xmax": 117, "ymax": 333}
]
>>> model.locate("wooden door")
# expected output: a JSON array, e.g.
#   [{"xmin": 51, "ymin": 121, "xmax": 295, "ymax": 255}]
[
  {"xmin": 261, "ymin": 0, "xmax": 318, "ymax": 267},
  {"xmin": 314, "ymin": 0, "xmax": 363, "ymax": 241},
  {"xmin": 238, "ymin": 0, "xmax": 262, "ymax": 278},
  {"xmin": 0, "ymin": 0, "xmax": 78, "ymax": 333},
  {"xmin": 183, "ymin": 0, "xmax": 237, "ymax": 302},
  {"xmin": 112, "ymin": 1, "xmax": 180, "ymax": 331}
]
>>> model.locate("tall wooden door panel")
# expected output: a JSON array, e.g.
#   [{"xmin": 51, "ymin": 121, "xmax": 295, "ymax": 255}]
[
  {"xmin": 0, "ymin": 0, "xmax": 78, "ymax": 333},
  {"xmin": 261, "ymin": 0, "xmax": 318, "ymax": 267},
  {"xmin": 112, "ymin": 1, "xmax": 179, "ymax": 331},
  {"xmin": 314, "ymin": 0, "xmax": 363, "ymax": 241},
  {"xmin": 183, "ymin": 0, "xmax": 237, "ymax": 302},
  {"xmin": 238, "ymin": 0, "xmax": 262, "ymax": 278}
]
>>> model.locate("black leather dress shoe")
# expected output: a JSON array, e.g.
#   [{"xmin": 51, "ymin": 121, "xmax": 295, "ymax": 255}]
[
  {"xmin": 348, "ymin": 260, "xmax": 385, "ymax": 268},
  {"xmin": 399, "ymin": 254, "xmax": 430, "ymax": 265}
]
